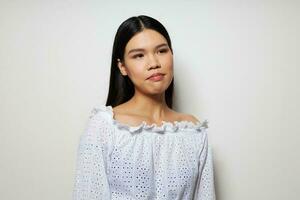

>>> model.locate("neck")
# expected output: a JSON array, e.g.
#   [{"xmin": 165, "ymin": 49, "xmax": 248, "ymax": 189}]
[{"xmin": 126, "ymin": 89, "xmax": 171, "ymax": 121}]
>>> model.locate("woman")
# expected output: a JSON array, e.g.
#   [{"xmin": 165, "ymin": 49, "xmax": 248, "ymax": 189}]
[{"xmin": 72, "ymin": 15, "xmax": 216, "ymax": 200}]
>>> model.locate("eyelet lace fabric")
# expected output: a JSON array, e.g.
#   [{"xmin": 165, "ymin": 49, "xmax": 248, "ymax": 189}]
[{"xmin": 72, "ymin": 105, "xmax": 216, "ymax": 200}]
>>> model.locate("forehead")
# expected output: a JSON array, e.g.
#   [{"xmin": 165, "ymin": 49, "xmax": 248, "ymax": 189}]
[{"xmin": 125, "ymin": 29, "xmax": 167, "ymax": 52}]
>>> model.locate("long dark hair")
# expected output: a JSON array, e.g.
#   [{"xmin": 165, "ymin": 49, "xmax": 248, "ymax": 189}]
[{"xmin": 105, "ymin": 15, "xmax": 174, "ymax": 108}]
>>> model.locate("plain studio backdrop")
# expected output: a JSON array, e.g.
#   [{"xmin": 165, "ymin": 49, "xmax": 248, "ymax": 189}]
[{"xmin": 0, "ymin": 0, "xmax": 299, "ymax": 199}]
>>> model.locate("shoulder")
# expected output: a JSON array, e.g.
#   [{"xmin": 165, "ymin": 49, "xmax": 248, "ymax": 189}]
[
  {"xmin": 180, "ymin": 113, "xmax": 201, "ymax": 123},
  {"xmin": 85, "ymin": 105, "xmax": 114, "ymax": 130},
  {"xmin": 165, "ymin": 107, "xmax": 202, "ymax": 124},
  {"xmin": 90, "ymin": 105, "xmax": 113, "ymax": 119},
  {"xmin": 170, "ymin": 109, "xmax": 201, "ymax": 123},
  {"xmin": 78, "ymin": 106, "xmax": 115, "ymax": 143},
  {"xmin": 78, "ymin": 106, "xmax": 114, "ymax": 148}
]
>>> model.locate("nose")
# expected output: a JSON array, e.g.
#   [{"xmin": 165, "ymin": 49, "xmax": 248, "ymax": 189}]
[{"xmin": 147, "ymin": 54, "xmax": 161, "ymax": 69}]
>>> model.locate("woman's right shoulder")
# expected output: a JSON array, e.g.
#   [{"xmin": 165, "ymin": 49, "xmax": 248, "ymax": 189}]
[
  {"xmin": 85, "ymin": 104, "xmax": 114, "ymax": 128},
  {"xmin": 78, "ymin": 105, "xmax": 115, "ymax": 149},
  {"xmin": 80, "ymin": 104, "xmax": 115, "ymax": 139},
  {"xmin": 88, "ymin": 104, "xmax": 112, "ymax": 119}
]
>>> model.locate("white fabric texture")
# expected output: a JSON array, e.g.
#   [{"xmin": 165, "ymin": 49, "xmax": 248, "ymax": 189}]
[{"xmin": 72, "ymin": 105, "xmax": 216, "ymax": 200}]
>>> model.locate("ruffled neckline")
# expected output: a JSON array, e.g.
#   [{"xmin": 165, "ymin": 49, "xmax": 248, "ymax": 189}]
[{"xmin": 97, "ymin": 105, "xmax": 209, "ymax": 134}]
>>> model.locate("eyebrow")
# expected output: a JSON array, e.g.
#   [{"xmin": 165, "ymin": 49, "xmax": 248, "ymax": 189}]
[{"xmin": 127, "ymin": 43, "xmax": 168, "ymax": 55}]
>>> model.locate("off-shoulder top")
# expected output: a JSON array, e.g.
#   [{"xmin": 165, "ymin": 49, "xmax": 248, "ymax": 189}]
[{"xmin": 72, "ymin": 105, "xmax": 216, "ymax": 200}]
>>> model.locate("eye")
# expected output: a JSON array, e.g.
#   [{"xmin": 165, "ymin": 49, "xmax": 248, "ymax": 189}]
[
  {"xmin": 133, "ymin": 54, "xmax": 144, "ymax": 59},
  {"xmin": 158, "ymin": 48, "xmax": 168, "ymax": 54}
]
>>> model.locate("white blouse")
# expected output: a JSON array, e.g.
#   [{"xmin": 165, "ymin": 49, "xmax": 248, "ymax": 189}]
[{"xmin": 72, "ymin": 105, "xmax": 216, "ymax": 200}]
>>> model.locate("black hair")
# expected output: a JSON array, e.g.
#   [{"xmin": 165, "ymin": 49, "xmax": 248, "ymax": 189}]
[{"xmin": 105, "ymin": 15, "xmax": 174, "ymax": 108}]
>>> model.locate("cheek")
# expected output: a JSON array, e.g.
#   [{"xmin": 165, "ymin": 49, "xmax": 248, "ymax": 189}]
[
  {"xmin": 132, "ymin": 69, "xmax": 145, "ymax": 80},
  {"xmin": 163, "ymin": 56, "xmax": 174, "ymax": 81},
  {"xmin": 126, "ymin": 64, "xmax": 146, "ymax": 82},
  {"xmin": 162, "ymin": 54, "xmax": 173, "ymax": 70}
]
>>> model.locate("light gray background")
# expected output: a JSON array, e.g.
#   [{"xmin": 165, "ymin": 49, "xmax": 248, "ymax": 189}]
[{"xmin": 0, "ymin": 0, "xmax": 299, "ymax": 199}]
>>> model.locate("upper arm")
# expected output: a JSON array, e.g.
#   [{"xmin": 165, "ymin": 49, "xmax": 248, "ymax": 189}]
[
  {"xmin": 193, "ymin": 128, "xmax": 216, "ymax": 199},
  {"xmin": 72, "ymin": 108, "xmax": 112, "ymax": 199}
]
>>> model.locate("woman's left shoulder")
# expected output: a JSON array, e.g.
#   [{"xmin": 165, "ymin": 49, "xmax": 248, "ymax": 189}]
[
  {"xmin": 168, "ymin": 108, "xmax": 203, "ymax": 124},
  {"xmin": 180, "ymin": 113, "xmax": 201, "ymax": 123},
  {"xmin": 170, "ymin": 109, "xmax": 201, "ymax": 123}
]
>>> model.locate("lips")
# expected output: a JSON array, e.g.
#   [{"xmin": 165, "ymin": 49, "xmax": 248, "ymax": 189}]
[{"xmin": 147, "ymin": 73, "xmax": 165, "ymax": 80}]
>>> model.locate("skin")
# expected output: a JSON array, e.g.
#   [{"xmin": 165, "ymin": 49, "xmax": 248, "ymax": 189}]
[{"xmin": 114, "ymin": 28, "xmax": 200, "ymax": 127}]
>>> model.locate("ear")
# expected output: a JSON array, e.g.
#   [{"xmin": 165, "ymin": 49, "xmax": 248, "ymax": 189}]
[{"xmin": 117, "ymin": 59, "xmax": 128, "ymax": 76}]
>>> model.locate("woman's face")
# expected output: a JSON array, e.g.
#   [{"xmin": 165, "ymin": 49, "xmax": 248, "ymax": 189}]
[{"xmin": 118, "ymin": 29, "xmax": 174, "ymax": 95}]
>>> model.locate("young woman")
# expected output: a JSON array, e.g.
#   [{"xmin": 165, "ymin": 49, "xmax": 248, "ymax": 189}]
[{"xmin": 72, "ymin": 15, "xmax": 216, "ymax": 200}]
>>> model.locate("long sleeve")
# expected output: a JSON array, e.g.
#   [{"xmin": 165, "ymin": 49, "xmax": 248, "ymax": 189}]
[
  {"xmin": 72, "ymin": 108, "xmax": 112, "ymax": 200},
  {"xmin": 193, "ymin": 131, "xmax": 216, "ymax": 200}
]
